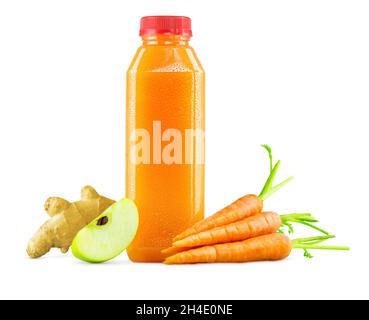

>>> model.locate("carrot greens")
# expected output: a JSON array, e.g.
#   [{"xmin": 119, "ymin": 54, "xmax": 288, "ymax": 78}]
[
  {"xmin": 292, "ymin": 235, "xmax": 350, "ymax": 258},
  {"xmin": 259, "ymin": 144, "xmax": 294, "ymax": 201}
]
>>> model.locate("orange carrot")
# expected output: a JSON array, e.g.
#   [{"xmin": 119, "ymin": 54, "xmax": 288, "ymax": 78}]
[
  {"xmin": 173, "ymin": 194, "xmax": 263, "ymax": 241},
  {"xmin": 165, "ymin": 234, "xmax": 350, "ymax": 264},
  {"xmin": 173, "ymin": 212, "xmax": 281, "ymax": 248},
  {"xmin": 165, "ymin": 233, "xmax": 292, "ymax": 264},
  {"xmin": 173, "ymin": 145, "xmax": 293, "ymax": 242}
]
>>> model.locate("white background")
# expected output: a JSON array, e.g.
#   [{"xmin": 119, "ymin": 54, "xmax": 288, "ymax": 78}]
[{"xmin": 0, "ymin": 0, "xmax": 368, "ymax": 300}]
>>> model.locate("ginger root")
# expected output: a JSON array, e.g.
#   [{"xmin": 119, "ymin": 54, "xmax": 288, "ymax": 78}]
[{"xmin": 27, "ymin": 186, "xmax": 115, "ymax": 258}]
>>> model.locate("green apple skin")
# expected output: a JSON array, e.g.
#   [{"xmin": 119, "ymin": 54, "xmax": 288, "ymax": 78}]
[{"xmin": 72, "ymin": 198, "xmax": 139, "ymax": 263}]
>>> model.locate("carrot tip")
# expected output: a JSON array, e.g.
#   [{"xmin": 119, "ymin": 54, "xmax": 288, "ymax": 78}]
[{"xmin": 172, "ymin": 241, "xmax": 182, "ymax": 248}]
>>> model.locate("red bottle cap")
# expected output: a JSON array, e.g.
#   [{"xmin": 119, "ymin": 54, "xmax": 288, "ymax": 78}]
[{"xmin": 140, "ymin": 16, "xmax": 192, "ymax": 37}]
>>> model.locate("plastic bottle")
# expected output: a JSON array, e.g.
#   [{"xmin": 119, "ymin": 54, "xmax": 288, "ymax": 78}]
[{"xmin": 126, "ymin": 16, "xmax": 205, "ymax": 262}]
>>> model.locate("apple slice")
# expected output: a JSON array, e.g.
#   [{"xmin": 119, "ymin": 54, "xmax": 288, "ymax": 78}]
[{"xmin": 72, "ymin": 198, "xmax": 139, "ymax": 263}]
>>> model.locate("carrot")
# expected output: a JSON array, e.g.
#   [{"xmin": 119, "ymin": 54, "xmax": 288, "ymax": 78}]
[
  {"xmin": 173, "ymin": 194, "xmax": 263, "ymax": 241},
  {"xmin": 164, "ymin": 234, "xmax": 349, "ymax": 264},
  {"xmin": 173, "ymin": 212, "xmax": 282, "ymax": 248},
  {"xmin": 173, "ymin": 145, "xmax": 294, "ymax": 242},
  {"xmin": 165, "ymin": 233, "xmax": 292, "ymax": 264},
  {"xmin": 166, "ymin": 212, "xmax": 329, "ymax": 250}
]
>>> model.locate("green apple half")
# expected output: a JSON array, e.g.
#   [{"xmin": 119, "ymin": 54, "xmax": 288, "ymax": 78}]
[{"xmin": 72, "ymin": 198, "xmax": 139, "ymax": 263}]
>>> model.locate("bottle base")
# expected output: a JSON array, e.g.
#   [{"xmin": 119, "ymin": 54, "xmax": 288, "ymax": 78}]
[{"xmin": 127, "ymin": 247, "xmax": 166, "ymax": 263}]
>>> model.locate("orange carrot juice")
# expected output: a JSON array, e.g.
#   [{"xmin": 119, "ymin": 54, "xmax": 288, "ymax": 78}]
[{"xmin": 126, "ymin": 16, "xmax": 205, "ymax": 262}]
